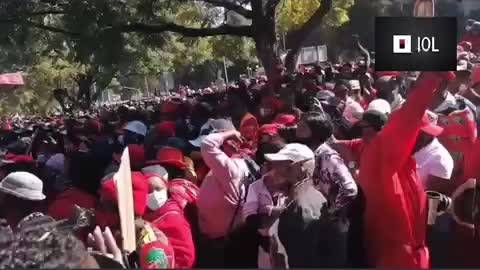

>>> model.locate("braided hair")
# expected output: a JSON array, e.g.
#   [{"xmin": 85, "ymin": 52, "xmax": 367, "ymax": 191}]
[{"xmin": 0, "ymin": 213, "xmax": 88, "ymax": 268}]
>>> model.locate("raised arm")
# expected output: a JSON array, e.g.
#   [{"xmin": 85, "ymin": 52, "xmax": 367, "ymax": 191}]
[
  {"xmin": 379, "ymin": 72, "xmax": 455, "ymax": 175},
  {"xmin": 200, "ymin": 131, "xmax": 244, "ymax": 184}
]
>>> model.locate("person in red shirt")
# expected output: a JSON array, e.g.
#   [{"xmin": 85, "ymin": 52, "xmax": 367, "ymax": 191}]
[
  {"xmin": 143, "ymin": 199, "xmax": 195, "ymax": 268},
  {"xmin": 227, "ymin": 91, "xmax": 259, "ymax": 151},
  {"xmin": 334, "ymin": 72, "xmax": 455, "ymax": 268}
]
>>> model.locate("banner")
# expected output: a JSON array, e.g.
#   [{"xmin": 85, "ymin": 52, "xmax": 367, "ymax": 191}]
[
  {"xmin": 0, "ymin": 73, "xmax": 24, "ymax": 86},
  {"xmin": 114, "ymin": 147, "xmax": 136, "ymax": 252}
]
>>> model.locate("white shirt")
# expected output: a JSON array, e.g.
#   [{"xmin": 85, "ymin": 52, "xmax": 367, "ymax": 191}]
[{"xmin": 413, "ymin": 138, "xmax": 454, "ymax": 185}]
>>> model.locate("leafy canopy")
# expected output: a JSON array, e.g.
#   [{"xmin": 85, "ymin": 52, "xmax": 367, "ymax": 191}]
[{"xmin": 277, "ymin": 0, "xmax": 355, "ymax": 33}]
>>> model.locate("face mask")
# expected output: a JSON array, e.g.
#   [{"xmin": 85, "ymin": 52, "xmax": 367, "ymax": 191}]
[
  {"xmin": 466, "ymin": 25, "xmax": 473, "ymax": 32},
  {"xmin": 147, "ymin": 189, "xmax": 168, "ymax": 211}
]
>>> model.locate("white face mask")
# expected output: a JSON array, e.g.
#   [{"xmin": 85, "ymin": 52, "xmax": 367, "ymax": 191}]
[{"xmin": 147, "ymin": 189, "xmax": 168, "ymax": 211}]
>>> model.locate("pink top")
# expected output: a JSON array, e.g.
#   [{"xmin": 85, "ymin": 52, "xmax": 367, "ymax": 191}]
[{"xmin": 197, "ymin": 132, "xmax": 249, "ymax": 238}]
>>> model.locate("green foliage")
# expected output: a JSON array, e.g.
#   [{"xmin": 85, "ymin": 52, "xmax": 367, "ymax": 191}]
[
  {"xmin": 277, "ymin": 0, "xmax": 355, "ymax": 33},
  {"xmin": 0, "ymin": 57, "xmax": 78, "ymax": 115}
]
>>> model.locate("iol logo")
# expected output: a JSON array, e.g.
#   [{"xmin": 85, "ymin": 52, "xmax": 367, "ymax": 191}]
[
  {"xmin": 393, "ymin": 35, "xmax": 439, "ymax": 54},
  {"xmin": 393, "ymin": 35, "xmax": 412, "ymax": 53},
  {"xmin": 375, "ymin": 17, "xmax": 456, "ymax": 71}
]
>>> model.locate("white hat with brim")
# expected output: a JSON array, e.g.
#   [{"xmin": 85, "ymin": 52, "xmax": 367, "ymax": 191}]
[
  {"xmin": 265, "ymin": 143, "xmax": 314, "ymax": 163},
  {"xmin": 124, "ymin": 121, "xmax": 147, "ymax": 137},
  {"xmin": 0, "ymin": 172, "xmax": 46, "ymax": 201},
  {"xmin": 188, "ymin": 118, "xmax": 235, "ymax": 148}
]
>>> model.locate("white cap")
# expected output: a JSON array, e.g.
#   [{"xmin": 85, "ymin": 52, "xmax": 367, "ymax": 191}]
[
  {"xmin": 142, "ymin": 165, "xmax": 169, "ymax": 181},
  {"xmin": 0, "ymin": 172, "xmax": 46, "ymax": 201},
  {"xmin": 124, "ymin": 121, "xmax": 147, "ymax": 136},
  {"xmin": 343, "ymin": 100, "xmax": 364, "ymax": 124},
  {"xmin": 189, "ymin": 119, "xmax": 235, "ymax": 147},
  {"xmin": 349, "ymin": 79, "xmax": 361, "ymax": 90},
  {"xmin": 367, "ymin": 99, "xmax": 391, "ymax": 115},
  {"xmin": 265, "ymin": 143, "xmax": 314, "ymax": 163}
]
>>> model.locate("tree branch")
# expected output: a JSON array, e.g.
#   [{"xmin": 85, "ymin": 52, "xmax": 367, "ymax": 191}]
[
  {"xmin": 0, "ymin": 17, "xmax": 79, "ymax": 36},
  {"xmin": 23, "ymin": 20, "xmax": 80, "ymax": 36},
  {"xmin": 266, "ymin": 0, "xmax": 281, "ymax": 17},
  {"xmin": 199, "ymin": 0, "xmax": 252, "ymax": 19},
  {"xmin": 117, "ymin": 22, "xmax": 253, "ymax": 37},
  {"xmin": 284, "ymin": 0, "xmax": 333, "ymax": 72},
  {"xmin": 22, "ymin": 10, "xmax": 67, "ymax": 16}
]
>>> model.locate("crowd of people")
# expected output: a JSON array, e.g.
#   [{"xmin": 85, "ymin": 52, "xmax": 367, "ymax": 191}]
[{"xmin": 2, "ymin": 19, "xmax": 480, "ymax": 269}]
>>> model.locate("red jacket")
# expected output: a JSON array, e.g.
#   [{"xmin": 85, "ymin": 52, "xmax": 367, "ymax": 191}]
[
  {"xmin": 143, "ymin": 200, "xmax": 195, "ymax": 268},
  {"xmin": 342, "ymin": 73, "xmax": 450, "ymax": 268}
]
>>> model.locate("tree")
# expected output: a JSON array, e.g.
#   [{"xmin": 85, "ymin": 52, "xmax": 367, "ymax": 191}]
[
  {"xmin": 277, "ymin": 0, "xmax": 354, "ymax": 71},
  {"xmin": 1, "ymin": 0, "xmax": 351, "ymax": 87},
  {"xmin": 0, "ymin": 57, "xmax": 78, "ymax": 115}
]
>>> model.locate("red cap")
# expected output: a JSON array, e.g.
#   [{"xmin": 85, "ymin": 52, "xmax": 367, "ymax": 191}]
[
  {"xmin": 261, "ymin": 96, "xmax": 284, "ymax": 111},
  {"xmin": 420, "ymin": 111, "xmax": 444, "ymax": 137},
  {"xmin": 259, "ymin": 124, "xmax": 281, "ymax": 136},
  {"xmin": 100, "ymin": 172, "xmax": 149, "ymax": 216},
  {"xmin": 0, "ymin": 154, "xmax": 34, "ymax": 166},
  {"xmin": 273, "ymin": 114, "xmax": 297, "ymax": 126},
  {"xmin": 148, "ymin": 147, "xmax": 186, "ymax": 169},
  {"xmin": 155, "ymin": 121, "xmax": 176, "ymax": 138},
  {"xmin": 114, "ymin": 145, "xmax": 146, "ymax": 171}
]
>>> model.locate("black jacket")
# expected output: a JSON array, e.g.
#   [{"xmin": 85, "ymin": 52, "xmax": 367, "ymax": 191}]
[{"xmin": 277, "ymin": 179, "xmax": 349, "ymax": 268}]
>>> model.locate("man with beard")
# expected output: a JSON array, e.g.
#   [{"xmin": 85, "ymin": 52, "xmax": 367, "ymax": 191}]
[{"xmin": 265, "ymin": 143, "xmax": 348, "ymax": 267}]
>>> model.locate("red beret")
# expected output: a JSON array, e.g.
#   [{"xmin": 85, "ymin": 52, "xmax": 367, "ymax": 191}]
[
  {"xmin": 114, "ymin": 145, "xmax": 146, "ymax": 171},
  {"xmin": 273, "ymin": 114, "xmax": 297, "ymax": 126},
  {"xmin": 155, "ymin": 121, "xmax": 176, "ymax": 138},
  {"xmin": 259, "ymin": 124, "xmax": 281, "ymax": 136},
  {"xmin": 101, "ymin": 172, "xmax": 149, "ymax": 216}
]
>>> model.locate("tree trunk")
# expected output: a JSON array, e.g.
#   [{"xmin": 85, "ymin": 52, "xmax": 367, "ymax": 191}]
[
  {"xmin": 76, "ymin": 74, "xmax": 94, "ymax": 109},
  {"xmin": 251, "ymin": 0, "xmax": 281, "ymax": 92},
  {"xmin": 284, "ymin": 0, "xmax": 333, "ymax": 73}
]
